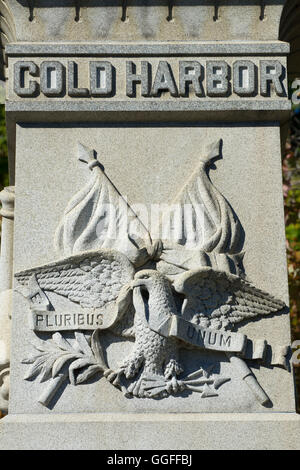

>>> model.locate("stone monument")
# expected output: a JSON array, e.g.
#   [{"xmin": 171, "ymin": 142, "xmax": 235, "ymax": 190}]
[{"xmin": 0, "ymin": 0, "xmax": 300, "ymax": 450}]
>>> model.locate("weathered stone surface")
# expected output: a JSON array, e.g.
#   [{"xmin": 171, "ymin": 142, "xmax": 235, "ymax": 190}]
[
  {"xmin": 6, "ymin": 123, "xmax": 294, "ymax": 415},
  {"xmin": 1, "ymin": 413, "xmax": 300, "ymax": 450},
  {"xmin": 0, "ymin": 1, "xmax": 287, "ymax": 43},
  {"xmin": 0, "ymin": 186, "xmax": 15, "ymax": 413},
  {"xmin": 0, "ymin": 0, "xmax": 300, "ymax": 450}
]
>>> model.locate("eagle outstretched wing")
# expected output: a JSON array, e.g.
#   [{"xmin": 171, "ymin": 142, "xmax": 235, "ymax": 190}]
[
  {"xmin": 15, "ymin": 250, "xmax": 135, "ymax": 331},
  {"xmin": 173, "ymin": 267, "xmax": 286, "ymax": 330}
]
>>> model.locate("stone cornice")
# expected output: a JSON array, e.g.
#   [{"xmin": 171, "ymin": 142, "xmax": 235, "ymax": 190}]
[
  {"xmin": 5, "ymin": 41, "xmax": 290, "ymax": 57},
  {"xmin": 3, "ymin": 1, "xmax": 287, "ymax": 43}
]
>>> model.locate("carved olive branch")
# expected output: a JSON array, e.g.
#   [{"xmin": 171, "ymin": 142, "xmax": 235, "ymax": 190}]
[{"xmin": 22, "ymin": 329, "xmax": 108, "ymax": 387}]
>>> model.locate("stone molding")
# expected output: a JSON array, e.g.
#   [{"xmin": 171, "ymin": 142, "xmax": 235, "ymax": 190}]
[
  {"xmin": 1, "ymin": 412, "xmax": 300, "ymax": 450},
  {"xmin": 3, "ymin": 1, "xmax": 286, "ymax": 43},
  {"xmin": 5, "ymin": 41, "xmax": 291, "ymax": 57}
]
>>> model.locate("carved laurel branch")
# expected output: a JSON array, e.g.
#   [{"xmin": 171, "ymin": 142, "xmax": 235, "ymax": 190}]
[
  {"xmin": 22, "ymin": 329, "xmax": 231, "ymax": 405},
  {"xmin": 22, "ymin": 330, "xmax": 107, "ymax": 389}
]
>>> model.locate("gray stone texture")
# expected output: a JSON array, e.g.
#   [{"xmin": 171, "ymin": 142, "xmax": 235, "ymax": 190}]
[
  {"xmin": 0, "ymin": 186, "xmax": 15, "ymax": 413},
  {"xmin": 1, "ymin": 0, "xmax": 300, "ymax": 450},
  {"xmin": 7, "ymin": 123, "xmax": 294, "ymax": 415},
  {"xmin": 1, "ymin": 413, "xmax": 300, "ymax": 450},
  {"xmin": 5, "ymin": 42, "xmax": 291, "ymax": 57},
  {"xmin": 2, "ymin": 1, "xmax": 286, "ymax": 43}
]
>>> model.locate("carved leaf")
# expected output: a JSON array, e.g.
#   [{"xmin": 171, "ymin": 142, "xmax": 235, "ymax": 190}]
[
  {"xmin": 74, "ymin": 332, "xmax": 92, "ymax": 356},
  {"xmin": 39, "ymin": 356, "xmax": 58, "ymax": 383},
  {"xmin": 23, "ymin": 355, "xmax": 49, "ymax": 380},
  {"xmin": 68, "ymin": 357, "xmax": 95, "ymax": 385},
  {"xmin": 75, "ymin": 364, "xmax": 102, "ymax": 384},
  {"xmin": 52, "ymin": 332, "xmax": 74, "ymax": 352},
  {"xmin": 21, "ymin": 353, "xmax": 47, "ymax": 364},
  {"xmin": 31, "ymin": 338, "xmax": 62, "ymax": 353},
  {"xmin": 22, "ymin": 329, "xmax": 108, "ymax": 388},
  {"xmin": 52, "ymin": 353, "xmax": 80, "ymax": 378}
]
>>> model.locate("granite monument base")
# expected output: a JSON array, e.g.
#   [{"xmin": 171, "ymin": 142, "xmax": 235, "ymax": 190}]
[{"xmin": 1, "ymin": 412, "xmax": 300, "ymax": 450}]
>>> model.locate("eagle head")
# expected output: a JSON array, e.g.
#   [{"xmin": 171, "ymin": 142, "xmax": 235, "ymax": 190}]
[
  {"xmin": 132, "ymin": 269, "xmax": 169, "ymax": 293},
  {"xmin": 131, "ymin": 270, "xmax": 178, "ymax": 325}
]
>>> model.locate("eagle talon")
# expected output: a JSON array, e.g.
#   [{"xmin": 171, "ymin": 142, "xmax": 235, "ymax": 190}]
[
  {"xmin": 165, "ymin": 376, "xmax": 185, "ymax": 395},
  {"xmin": 103, "ymin": 368, "xmax": 123, "ymax": 386}
]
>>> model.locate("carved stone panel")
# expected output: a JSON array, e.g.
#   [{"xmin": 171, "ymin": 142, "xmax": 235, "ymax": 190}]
[{"xmin": 8, "ymin": 123, "xmax": 293, "ymax": 415}]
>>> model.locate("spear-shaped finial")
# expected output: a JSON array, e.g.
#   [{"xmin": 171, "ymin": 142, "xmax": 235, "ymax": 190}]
[
  {"xmin": 201, "ymin": 138, "xmax": 223, "ymax": 167},
  {"xmin": 78, "ymin": 142, "xmax": 104, "ymax": 172}
]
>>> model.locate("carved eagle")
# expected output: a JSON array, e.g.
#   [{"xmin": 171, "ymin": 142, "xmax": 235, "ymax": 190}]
[{"xmin": 15, "ymin": 249, "xmax": 285, "ymax": 398}]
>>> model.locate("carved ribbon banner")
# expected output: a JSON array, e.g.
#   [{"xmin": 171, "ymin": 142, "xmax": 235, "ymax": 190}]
[
  {"xmin": 162, "ymin": 315, "xmax": 247, "ymax": 353},
  {"xmin": 29, "ymin": 306, "xmax": 288, "ymax": 369},
  {"xmin": 150, "ymin": 314, "xmax": 288, "ymax": 368},
  {"xmin": 30, "ymin": 310, "xmax": 105, "ymax": 332}
]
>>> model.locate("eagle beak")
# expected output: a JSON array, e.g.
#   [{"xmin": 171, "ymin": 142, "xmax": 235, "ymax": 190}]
[{"xmin": 131, "ymin": 279, "xmax": 145, "ymax": 289}]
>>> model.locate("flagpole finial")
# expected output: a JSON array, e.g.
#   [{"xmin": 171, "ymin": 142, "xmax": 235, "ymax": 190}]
[
  {"xmin": 78, "ymin": 142, "xmax": 103, "ymax": 172},
  {"xmin": 202, "ymin": 138, "xmax": 223, "ymax": 166}
]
